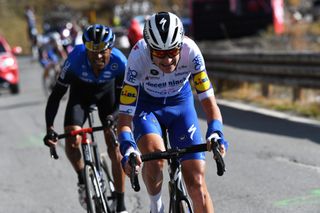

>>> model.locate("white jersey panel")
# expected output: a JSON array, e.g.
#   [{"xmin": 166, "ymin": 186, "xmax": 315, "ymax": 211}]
[{"xmin": 124, "ymin": 37, "xmax": 206, "ymax": 98}]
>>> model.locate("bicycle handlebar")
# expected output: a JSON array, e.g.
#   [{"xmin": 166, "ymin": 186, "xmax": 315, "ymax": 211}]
[
  {"xmin": 128, "ymin": 153, "xmax": 140, "ymax": 192},
  {"xmin": 49, "ymin": 125, "xmax": 105, "ymax": 160},
  {"xmin": 129, "ymin": 138, "xmax": 226, "ymax": 191}
]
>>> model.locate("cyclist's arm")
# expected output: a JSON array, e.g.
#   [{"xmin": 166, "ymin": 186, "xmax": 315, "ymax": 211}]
[
  {"xmin": 118, "ymin": 113, "xmax": 133, "ymax": 133},
  {"xmin": 45, "ymin": 82, "xmax": 68, "ymax": 129},
  {"xmin": 200, "ymin": 95, "xmax": 222, "ymax": 123}
]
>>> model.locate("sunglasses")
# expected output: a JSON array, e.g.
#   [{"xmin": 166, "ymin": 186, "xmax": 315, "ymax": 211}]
[
  {"xmin": 150, "ymin": 47, "xmax": 181, "ymax": 58},
  {"xmin": 85, "ymin": 41, "xmax": 110, "ymax": 52}
]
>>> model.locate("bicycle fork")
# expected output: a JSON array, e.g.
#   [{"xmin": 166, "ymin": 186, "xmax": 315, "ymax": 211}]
[{"xmin": 168, "ymin": 159, "xmax": 193, "ymax": 213}]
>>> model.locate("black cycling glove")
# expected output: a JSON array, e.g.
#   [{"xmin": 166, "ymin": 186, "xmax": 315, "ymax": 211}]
[{"xmin": 43, "ymin": 129, "xmax": 58, "ymax": 147}]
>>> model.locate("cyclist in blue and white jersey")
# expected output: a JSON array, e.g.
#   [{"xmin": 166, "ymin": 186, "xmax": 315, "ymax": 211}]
[
  {"xmin": 43, "ymin": 24, "xmax": 128, "ymax": 213},
  {"xmin": 118, "ymin": 12, "xmax": 229, "ymax": 213}
]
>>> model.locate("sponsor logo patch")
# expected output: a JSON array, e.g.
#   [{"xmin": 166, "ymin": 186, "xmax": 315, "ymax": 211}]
[
  {"xmin": 127, "ymin": 67, "xmax": 137, "ymax": 83},
  {"xmin": 193, "ymin": 72, "xmax": 210, "ymax": 92},
  {"xmin": 111, "ymin": 63, "xmax": 118, "ymax": 70},
  {"xmin": 192, "ymin": 55, "xmax": 204, "ymax": 70},
  {"xmin": 120, "ymin": 85, "xmax": 138, "ymax": 105}
]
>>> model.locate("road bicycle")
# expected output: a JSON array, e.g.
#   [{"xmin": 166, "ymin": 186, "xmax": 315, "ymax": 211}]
[
  {"xmin": 42, "ymin": 62, "xmax": 61, "ymax": 97},
  {"xmin": 129, "ymin": 126, "xmax": 225, "ymax": 213},
  {"xmin": 49, "ymin": 106, "xmax": 118, "ymax": 213}
]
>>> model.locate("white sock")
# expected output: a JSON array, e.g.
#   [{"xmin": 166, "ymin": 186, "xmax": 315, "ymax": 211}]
[{"xmin": 149, "ymin": 191, "xmax": 164, "ymax": 213}]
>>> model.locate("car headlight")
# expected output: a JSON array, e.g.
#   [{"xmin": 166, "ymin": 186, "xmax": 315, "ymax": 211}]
[{"xmin": 1, "ymin": 58, "xmax": 15, "ymax": 67}]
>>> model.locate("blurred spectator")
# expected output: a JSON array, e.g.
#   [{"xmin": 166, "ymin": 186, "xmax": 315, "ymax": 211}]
[
  {"xmin": 127, "ymin": 15, "xmax": 149, "ymax": 49},
  {"xmin": 24, "ymin": 5, "xmax": 38, "ymax": 60},
  {"xmin": 38, "ymin": 32, "xmax": 67, "ymax": 85},
  {"xmin": 127, "ymin": 18, "xmax": 143, "ymax": 49}
]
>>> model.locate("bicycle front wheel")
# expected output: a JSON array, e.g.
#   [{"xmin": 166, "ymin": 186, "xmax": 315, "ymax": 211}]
[
  {"xmin": 178, "ymin": 199, "xmax": 193, "ymax": 213},
  {"xmin": 100, "ymin": 153, "xmax": 116, "ymax": 212},
  {"xmin": 85, "ymin": 165, "xmax": 97, "ymax": 213},
  {"xmin": 85, "ymin": 164, "xmax": 108, "ymax": 213}
]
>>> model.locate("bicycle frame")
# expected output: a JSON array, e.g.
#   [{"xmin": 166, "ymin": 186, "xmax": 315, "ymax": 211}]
[
  {"xmin": 49, "ymin": 108, "xmax": 118, "ymax": 213},
  {"xmin": 129, "ymin": 127, "xmax": 226, "ymax": 213},
  {"xmin": 162, "ymin": 127, "xmax": 193, "ymax": 213}
]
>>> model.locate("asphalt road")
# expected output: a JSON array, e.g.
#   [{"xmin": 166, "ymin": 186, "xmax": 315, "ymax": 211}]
[{"xmin": 0, "ymin": 56, "xmax": 319, "ymax": 213}]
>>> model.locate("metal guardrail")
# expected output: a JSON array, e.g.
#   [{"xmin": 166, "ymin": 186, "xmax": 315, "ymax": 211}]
[
  {"xmin": 203, "ymin": 52, "xmax": 320, "ymax": 89},
  {"xmin": 119, "ymin": 47, "xmax": 320, "ymax": 89}
]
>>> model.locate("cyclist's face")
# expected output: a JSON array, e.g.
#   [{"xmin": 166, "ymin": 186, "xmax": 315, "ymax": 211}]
[
  {"xmin": 151, "ymin": 48, "xmax": 181, "ymax": 73},
  {"xmin": 87, "ymin": 48, "xmax": 111, "ymax": 71}
]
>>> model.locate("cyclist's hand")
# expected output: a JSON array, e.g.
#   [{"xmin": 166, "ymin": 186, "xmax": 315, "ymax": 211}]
[
  {"xmin": 43, "ymin": 129, "xmax": 58, "ymax": 147},
  {"xmin": 121, "ymin": 149, "xmax": 141, "ymax": 176},
  {"xmin": 207, "ymin": 132, "xmax": 228, "ymax": 158}
]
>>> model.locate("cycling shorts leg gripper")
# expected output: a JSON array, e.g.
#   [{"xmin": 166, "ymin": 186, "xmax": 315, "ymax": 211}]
[{"xmin": 133, "ymin": 112, "xmax": 162, "ymax": 143}]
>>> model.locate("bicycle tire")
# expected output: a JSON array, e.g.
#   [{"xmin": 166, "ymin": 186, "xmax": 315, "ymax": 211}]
[
  {"xmin": 85, "ymin": 164, "xmax": 97, "ymax": 213},
  {"xmin": 100, "ymin": 153, "xmax": 116, "ymax": 212},
  {"xmin": 169, "ymin": 170, "xmax": 193, "ymax": 213},
  {"xmin": 85, "ymin": 164, "xmax": 108, "ymax": 213},
  {"xmin": 178, "ymin": 199, "xmax": 193, "ymax": 213}
]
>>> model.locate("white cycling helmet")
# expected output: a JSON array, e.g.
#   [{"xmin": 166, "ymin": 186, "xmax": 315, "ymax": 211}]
[{"xmin": 143, "ymin": 12, "xmax": 184, "ymax": 50}]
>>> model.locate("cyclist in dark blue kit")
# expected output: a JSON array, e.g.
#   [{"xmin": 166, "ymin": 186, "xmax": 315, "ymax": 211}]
[{"xmin": 43, "ymin": 24, "xmax": 128, "ymax": 213}]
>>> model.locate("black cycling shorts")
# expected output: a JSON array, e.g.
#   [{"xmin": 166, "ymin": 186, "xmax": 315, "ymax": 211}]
[{"xmin": 64, "ymin": 81, "xmax": 117, "ymax": 127}]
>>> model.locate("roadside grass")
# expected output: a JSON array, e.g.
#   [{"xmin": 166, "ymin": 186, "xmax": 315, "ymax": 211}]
[{"xmin": 220, "ymin": 83, "xmax": 320, "ymax": 121}]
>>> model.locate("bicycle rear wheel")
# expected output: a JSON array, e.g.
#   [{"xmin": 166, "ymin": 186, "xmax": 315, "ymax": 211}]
[
  {"xmin": 100, "ymin": 153, "xmax": 116, "ymax": 212},
  {"xmin": 85, "ymin": 164, "xmax": 108, "ymax": 213}
]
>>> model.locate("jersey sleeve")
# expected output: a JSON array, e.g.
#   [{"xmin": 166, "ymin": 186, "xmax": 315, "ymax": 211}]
[
  {"xmin": 56, "ymin": 54, "xmax": 73, "ymax": 87},
  {"xmin": 119, "ymin": 44, "xmax": 143, "ymax": 116},
  {"xmin": 188, "ymin": 39, "xmax": 214, "ymax": 100}
]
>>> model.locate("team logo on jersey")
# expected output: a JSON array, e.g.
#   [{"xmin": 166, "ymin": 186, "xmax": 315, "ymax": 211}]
[
  {"xmin": 193, "ymin": 71, "xmax": 210, "ymax": 92},
  {"xmin": 103, "ymin": 71, "xmax": 112, "ymax": 78},
  {"xmin": 120, "ymin": 85, "xmax": 138, "ymax": 105},
  {"xmin": 127, "ymin": 67, "xmax": 137, "ymax": 83},
  {"xmin": 150, "ymin": 69, "xmax": 159, "ymax": 76},
  {"xmin": 60, "ymin": 60, "xmax": 70, "ymax": 79},
  {"xmin": 192, "ymin": 55, "xmax": 204, "ymax": 71},
  {"xmin": 133, "ymin": 44, "xmax": 139, "ymax": 50},
  {"xmin": 111, "ymin": 63, "xmax": 118, "ymax": 70}
]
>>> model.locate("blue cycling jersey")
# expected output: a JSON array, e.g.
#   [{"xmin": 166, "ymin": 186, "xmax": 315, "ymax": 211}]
[
  {"xmin": 58, "ymin": 44, "xmax": 127, "ymax": 86},
  {"xmin": 45, "ymin": 44, "xmax": 127, "ymax": 128}
]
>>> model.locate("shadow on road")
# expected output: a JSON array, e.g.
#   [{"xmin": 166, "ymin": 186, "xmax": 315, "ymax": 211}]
[{"xmin": 195, "ymin": 100, "xmax": 320, "ymax": 144}]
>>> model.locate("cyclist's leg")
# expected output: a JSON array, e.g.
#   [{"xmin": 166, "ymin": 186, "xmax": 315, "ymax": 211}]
[
  {"xmin": 133, "ymin": 112, "xmax": 165, "ymax": 213},
  {"xmin": 97, "ymin": 88, "xmax": 127, "ymax": 212},
  {"xmin": 168, "ymin": 96, "xmax": 214, "ymax": 213},
  {"xmin": 64, "ymin": 98, "xmax": 87, "ymax": 182},
  {"xmin": 181, "ymin": 160, "xmax": 214, "ymax": 213}
]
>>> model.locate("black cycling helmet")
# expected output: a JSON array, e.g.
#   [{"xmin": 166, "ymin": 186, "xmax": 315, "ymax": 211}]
[{"xmin": 82, "ymin": 24, "xmax": 115, "ymax": 52}]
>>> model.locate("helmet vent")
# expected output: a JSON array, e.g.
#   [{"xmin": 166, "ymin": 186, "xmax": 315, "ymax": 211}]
[
  {"xmin": 171, "ymin": 27, "xmax": 178, "ymax": 45},
  {"xmin": 149, "ymin": 25, "xmax": 159, "ymax": 47}
]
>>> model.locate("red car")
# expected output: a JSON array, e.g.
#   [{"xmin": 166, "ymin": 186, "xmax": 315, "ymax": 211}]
[{"xmin": 0, "ymin": 35, "xmax": 22, "ymax": 94}]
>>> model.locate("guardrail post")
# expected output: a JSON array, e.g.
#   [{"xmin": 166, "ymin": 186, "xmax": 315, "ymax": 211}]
[
  {"xmin": 261, "ymin": 83, "xmax": 270, "ymax": 98},
  {"xmin": 292, "ymin": 86, "xmax": 302, "ymax": 102}
]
